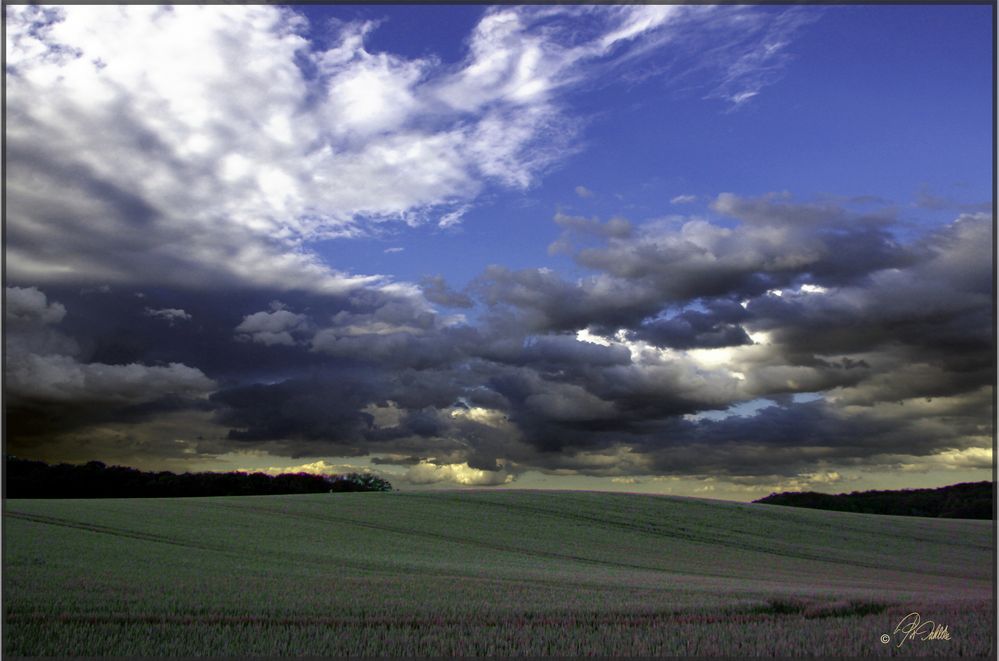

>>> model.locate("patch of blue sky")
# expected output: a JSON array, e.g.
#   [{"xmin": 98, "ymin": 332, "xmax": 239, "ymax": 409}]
[
  {"xmin": 304, "ymin": 4, "xmax": 990, "ymax": 291},
  {"xmin": 687, "ymin": 398, "xmax": 775, "ymax": 423}
]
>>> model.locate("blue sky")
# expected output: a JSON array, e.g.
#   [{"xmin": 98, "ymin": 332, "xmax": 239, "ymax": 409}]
[
  {"xmin": 304, "ymin": 4, "xmax": 992, "ymax": 290},
  {"xmin": 4, "ymin": 4, "xmax": 993, "ymax": 499}
]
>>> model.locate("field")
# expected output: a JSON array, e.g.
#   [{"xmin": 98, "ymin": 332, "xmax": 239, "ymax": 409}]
[{"xmin": 4, "ymin": 490, "xmax": 994, "ymax": 656}]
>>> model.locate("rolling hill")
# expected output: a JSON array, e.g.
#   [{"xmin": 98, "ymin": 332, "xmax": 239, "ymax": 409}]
[{"xmin": 4, "ymin": 490, "xmax": 993, "ymax": 656}]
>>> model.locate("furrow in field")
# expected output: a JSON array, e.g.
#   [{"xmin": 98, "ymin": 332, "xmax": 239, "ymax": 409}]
[
  {"xmin": 207, "ymin": 501, "xmax": 710, "ymax": 578},
  {"xmin": 407, "ymin": 492, "xmax": 984, "ymax": 579},
  {"xmin": 3, "ymin": 509, "xmax": 422, "ymax": 577},
  {"xmin": 4, "ymin": 511, "xmax": 228, "ymax": 553}
]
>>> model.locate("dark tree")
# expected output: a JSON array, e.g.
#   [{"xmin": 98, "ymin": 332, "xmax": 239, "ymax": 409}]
[
  {"xmin": 754, "ymin": 482, "xmax": 993, "ymax": 520},
  {"xmin": 4, "ymin": 457, "xmax": 392, "ymax": 498}
]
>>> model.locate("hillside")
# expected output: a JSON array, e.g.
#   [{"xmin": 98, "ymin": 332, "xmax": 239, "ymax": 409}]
[
  {"xmin": 753, "ymin": 481, "xmax": 993, "ymax": 519},
  {"xmin": 5, "ymin": 491, "xmax": 993, "ymax": 656}
]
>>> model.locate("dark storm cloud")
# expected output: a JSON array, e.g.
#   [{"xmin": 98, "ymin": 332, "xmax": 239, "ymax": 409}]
[
  {"xmin": 4, "ymin": 286, "xmax": 219, "ymax": 452},
  {"xmin": 211, "ymin": 377, "xmax": 378, "ymax": 445},
  {"xmin": 568, "ymin": 195, "xmax": 913, "ymax": 301},
  {"xmin": 6, "ymin": 197, "xmax": 992, "ymax": 483},
  {"xmin": 474, "ymin": 333, "xmax": 632, "ymax": 369},
  {"xmin": 741, "ymin": 212, "xmax": 992, "ymax": 397},
  {"xmin": 420, "ymin": 275, "xmax": 474, "ymax": 309},
  {"xmin": 471, "ymin": 265, "xmax": 662, "ymax": 333},
  {"xmin": 629, "ymin": 300, "xmax": 751, "ymax": 350},
  {"xmin": 642, "ymin": 395, "xmax": 990, "ymax": 479}
]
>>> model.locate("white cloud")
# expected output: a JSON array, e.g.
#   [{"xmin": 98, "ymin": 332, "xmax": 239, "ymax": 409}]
[
  {"xmin": 438, "ymin": 205, "xmax": 471, "ymax": 229},
  {"xmin": 5, "ymin": 286, "xmax": 67, "ymax": 325},
  {"xmin": 239, "ymin": 459, "xmax": 372, "ymax": 476},
  {"xmin": 403, "ymin": 461, "xmax": 514, "ymax": 486},
  {"xmin": 704, "ymin": 7, "xmax": 820, "ymax": 109},
  {"xmin": 144, "ymin": 307, "xmax": 192, "ymax": 324},
  {"xmin": 6, "ymin": 354, "xmax": 215, "ymax": 404},
  {"xmin": 6, "ymin": 5, "xmax": 817, "ymax": 297},
  {"xmin": 670, "ymin": 194, "xmax": 696, "ymax": 204},
  {"xmin": 4, "ymin": 5, "xmax": 597, "ymax": 293},
  {"xmin": 235, "ymin": 309, "xmax": 309, "ymax": 346},
  {"xmin": 575, "ymin": 185, "xmax": 595, "ymax": 198}
]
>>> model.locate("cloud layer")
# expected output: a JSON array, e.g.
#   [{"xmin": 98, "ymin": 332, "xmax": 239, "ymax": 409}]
[
  {"xmin": 6, "ymin": 197, "xmax": 991, "ymax": 487},
  {"xmin": 4, "ymin": 6, "xmax": 991, "ymax": 490}
]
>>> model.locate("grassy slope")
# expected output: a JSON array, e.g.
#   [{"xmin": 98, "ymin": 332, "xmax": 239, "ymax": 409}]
[{"xmin": 4, "ymin": 490, "xmax": 994, "ymax": 656}]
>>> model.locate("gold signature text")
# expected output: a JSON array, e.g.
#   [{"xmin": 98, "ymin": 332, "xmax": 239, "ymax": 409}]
[{"xmin": 891, "ymin": 612, "xmax": 951, "ymax": 648}]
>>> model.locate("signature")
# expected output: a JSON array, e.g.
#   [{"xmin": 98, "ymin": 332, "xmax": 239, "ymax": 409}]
[{"xmin": 883, "ymin": 612, "xmax": 951, "ymax": 647}]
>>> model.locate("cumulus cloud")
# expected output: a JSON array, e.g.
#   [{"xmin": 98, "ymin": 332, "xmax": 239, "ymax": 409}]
[
  {"xmin": 144, "ymin": 307, "xmax": 192, "ymax": 325},
  {"xmin": 6, "ymin": 286, "xmax": 67, "ymax": 326},
  {"xmin": 7, "ymin": 354, "xmax": 214, "ymax": 404},
  {"xmin": 402, "ymin": 461, "xmax": 515, "ymax": 486},
  {"xmin": 5, "ymin": 288, "xmax": 215, "ymax": 404},
  {"xmin": 188, "ymin": 199, "xmax": 985, "ymax": 484},
  {"xmin": 420, "ymin": 275, "xmax": 474, "ymax": 309},
  {"xmin": 5, "ymin": 5, "xmax": 816, "ymax": 296},
  {"xmin": 7, "ymin": 193, "xmax": 991, "ymax": 486},
  {"xmin": 235, "ymin": 308, "xmax": 310, "ymax": 347}
]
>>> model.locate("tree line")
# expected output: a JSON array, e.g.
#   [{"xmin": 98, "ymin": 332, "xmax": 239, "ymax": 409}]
[
  {"xmin": 5, "ymin": 457, "xmax": 392, "ymax": 498},
  {"xmin": 754, "ymin": 481, "xmax": 992, "ymax": 519}
]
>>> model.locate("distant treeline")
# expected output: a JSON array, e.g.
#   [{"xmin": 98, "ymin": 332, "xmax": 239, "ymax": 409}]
[
  {"xmin": 754, "ymin": 481, "xmax": 993, "ymax": 519},
  {"xmin": 5, "ymin": 457, "xmax": 392, "ymax": 498}
]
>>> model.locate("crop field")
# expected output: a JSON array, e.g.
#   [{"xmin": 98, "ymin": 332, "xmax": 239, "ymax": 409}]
[{"xmin": 4, "ymin": 490, "xmax": 994, "ymax": 656}]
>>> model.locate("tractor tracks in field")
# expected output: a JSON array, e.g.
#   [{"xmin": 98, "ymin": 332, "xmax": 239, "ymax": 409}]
[
  {"xmin": 2, "ymin": 510, "xmax": 423, "ymax": 578},
  {"xmin": 5, "ymin": 506, "xmax": 640, "ymax": 589},
  {"xmin": 4, "ymin": 511, "xmax": 227, "ymax": 554},
  {"xmin": 207, "ymin": 500, "xmax": 703, "ymax": 580},
  {"xmin": 400, "ymin": 493, "xmax": 980, "ymax": 580}
]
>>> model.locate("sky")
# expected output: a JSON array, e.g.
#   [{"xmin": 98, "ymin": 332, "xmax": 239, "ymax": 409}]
[{"xmin": 4, "ymin": 4, "xmax": 994, "ymax": 501}]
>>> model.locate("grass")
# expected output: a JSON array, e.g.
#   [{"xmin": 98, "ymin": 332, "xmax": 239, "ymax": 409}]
[{"xmin": 4, "ymin": 490, "xmax": 994, "ymax": 656}]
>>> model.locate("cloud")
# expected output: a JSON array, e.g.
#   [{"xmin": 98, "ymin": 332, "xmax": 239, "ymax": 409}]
[
  {"xmin": 5, "ymin": 7, "xmax": 987, "ymax": 488},
  {"xmin": 144, "ymin": 307, "xmax": 192, "ymax": 325},
  {"xmin": 402, "ymin": 461, "xmax": 515, "ymax": 486},
  {"xmin": 420, "ymin": 275, "xmax": 474, "ymax": 309},
  {"xmin": 7, "ymin": 354, "xmax": 215, "ymax": 404},
  {"xmin": 702, "ymin": 7, "xmax": 821, "ymax": 109},
  {"xmin": 5, "ymin": 288, "xmax": 215, "ymax": 405},
  {"xmin": 235, "ymin": 308, "xmax": 310, "ymax": 347},
  {"xmin": 438, "ymin": 206, "xmax": 471, "ymax": 229},
  {"xmin": 8, "ymin": 194, "xmax": 989, "ymax": 486},
  {"xmin": 4, "ymin": 287, "xmax": 218, "ymax": 457},
  {"xmin": 6, "ymin": 286, "xmax": 67, "ymax": 326},
  {"xmin": 6, "ymin": 5, "xmax": 818, "ymax": 298},
  {"xmin": 557, "ymin": 194, "xmax": 911, "ymax": 305},
  {"xmin": 575, "ymin": 185, "xmax": 595, "ymax": 198},
  {"xmin": 238, "ymin": 459, "xmax": 374, "ymax": 476}
]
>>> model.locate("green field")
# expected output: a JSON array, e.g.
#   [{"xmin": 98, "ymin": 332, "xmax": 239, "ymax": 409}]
[{"xmin": 4, "ymin": 490, "xmax": 994, "ymax": 656}]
